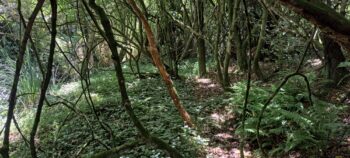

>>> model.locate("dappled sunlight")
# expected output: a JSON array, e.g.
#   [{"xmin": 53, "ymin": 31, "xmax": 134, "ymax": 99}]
[
  {"xmin": 0, "ymin": 87, "xmax": 7, "ymax": 125},
  {"xmin": 210, "ymin": 112, "xmax": 235, "ymax": 126},
  {"xmin": 88, "ymin": 93, "xmax": 101, "ymax": 102},
  {"xmin": 126, "ymin": 79, "xmax": 142, "ymax": 89},
  {"xmin": 0, "ymin": 85, "xmax": 8, "ymax": 104},
  {"xmin": 196, "ymin": 78, "xmax": 212, "ymax": 84},
  {"xmin": 1, "ymin": 0, "xmax": 349, "ymax": 156},
  {"xmin": 214, "ymin": 133, "xmax": 233, "ymax": 140},
  {"xmin": 202, "ymin": 105, "xmax": 247, "ymax": 158},
  {"xmin": 193, "ymin": 76, "xmax": 223, "ymax": 100},
  {"xmin": 56, "ymin": 82, "xmax": 80, "ymax": 95},
  {"xmin": 306, "ymin": 58, "xmax": 322, "ymax": 67},
  {"xmin": 211, "ymin": 113, "xmax": 228, "ymax": 124},
  {"xmin": 206, "ymin": 147, "xmax": 252, "ymax": 158},
  {"xmin": 195, "ymin": 78, "xmax": 219, "ymax": 89}
]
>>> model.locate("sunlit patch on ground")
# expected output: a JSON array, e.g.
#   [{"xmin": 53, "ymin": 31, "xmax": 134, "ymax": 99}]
[
  {"xmin": 203, "ymin": 104, "xmax": 250, "ymax": 157},
  {"xmin": 193, "ymin": 77, "xmax": 223, "ymax": 100},
  {"xmin": 343, "ymin": 115, "xmax": 350, "ymax": 124},
  {"xmin": 196, "ymin": 78, "xmax": 218, "ymax": 88},
  {"xmin": 306, "ymin": 59, "xmax": 322, "ymax": 67},
  {"xmin": 210, "ymin": 112, "xmax": 234, "ymax": 125},
  {"xmin": 214, "ymin": 133, "xmax": 233, "ymax": 140},
  {"xmin": 56, "ymin": 82, "xmax": 80, "ymax": 95},
  {"xmin": 206, "ymin": 147, "xmax": 252, "ymax": 158}
]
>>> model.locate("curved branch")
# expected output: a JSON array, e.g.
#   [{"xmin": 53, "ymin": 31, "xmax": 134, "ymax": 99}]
[{"xmin": 278, "ymin": 0, "xmax": 350, "ymax": 53}]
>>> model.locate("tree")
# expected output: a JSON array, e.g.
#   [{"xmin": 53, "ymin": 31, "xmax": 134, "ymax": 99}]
[
  {"xmin": 277, "ymin": 0, "xmax": 350, "ymax": 53},
  {"xmin": 127, "ymin": 0, "xmax": 194, "ymax": 128},
  {"xmin": 194, "ymin": 0, "xmax": 207, "ymax": 77},
  {"xmin": 252, "ymin": 2, "xmax": 268, "ymax": 80},
  {"xmin": 29, "ymin": 0, "xmax": 57, "ymax": 157},
  {"xmin": 0, "ymin": 1, "xmax": 45, "ymax": 157},
  {"xmin": 86, "ymin": 0, "xmax": 183, "ymax": 156}
]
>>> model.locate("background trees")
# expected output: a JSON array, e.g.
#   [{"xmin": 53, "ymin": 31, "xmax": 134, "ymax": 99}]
[{"xmin": 0, "ymin": 0, "xmax": 349, "ymax": 157}]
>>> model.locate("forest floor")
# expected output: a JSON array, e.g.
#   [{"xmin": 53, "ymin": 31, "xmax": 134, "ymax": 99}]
[
  {"xmin": 194, "ymin": 66, "xmax": 350, "ymax": 158},
  {"xmin": 190, "ymin": 72, "xmax": 251, "ymax": 158},
  {"xmin": 4, "ymin": 63, "xmax": 350, "ymax": 158}
]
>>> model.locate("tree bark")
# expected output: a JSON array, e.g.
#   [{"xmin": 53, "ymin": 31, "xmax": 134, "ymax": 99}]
[
  {"xmin": 214, "ymin": 0, "xmax": 224, "ymax": 86},
  {"xmin": 0, "ymin": 1, "xmax": 45, "ymax": 158},
  {"xmin": 195, "ymin": 0, "xmax": 207, "ymax": 77},
  {"xmin": 86, "ymin": 0, "xmax": 183, "ymax": 157},
  {"xmin": 322, "ymin": 36, "xmax": 348, "ymax": 85},
  {"xmin": 253, "ymin": 3, "xmax": 268, "ymax": 80},
  {"xmin": 223, "ymin": 0, "xmax": 235, "ymax": 86},
  {"xmin": 29, "ymin": 0, "xmax": 57, "ymax": 157},
  {"xmin": 127, "ymin": 0, "xmax": 194, "ymax": 127},
  {"xmin": 278, "ymin": 0, "xmax": 350, "ymax": 53}
]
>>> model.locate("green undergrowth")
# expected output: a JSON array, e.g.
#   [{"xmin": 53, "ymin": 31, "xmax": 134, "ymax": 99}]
[
  {"xmin": 227, "ymin": 74, "xmax": 349, "ymax": 157},
  {"xmin": 10, "ymin": 64, "xmax": 222, "ymax": 158},
  {"xmin": 8, "ymin": 64, "xmax": 349, "ymax": 158}
]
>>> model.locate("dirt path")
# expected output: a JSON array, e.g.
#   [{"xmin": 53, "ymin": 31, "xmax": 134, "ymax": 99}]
[{"xmin": 190, "ymin": 73, "xmax": 253, "ymax": 158}]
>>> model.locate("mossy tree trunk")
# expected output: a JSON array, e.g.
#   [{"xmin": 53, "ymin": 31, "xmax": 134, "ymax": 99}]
[
  {"xmin": 278, "ymin": 0, "xmax": 350, "ymax": 53},
  {"xmin": 252, "ymin": 2, "xmax": 268, "ymax": 80},
  {"xmin": 214, "ymin": 0, "xmax": 225, "ymax": 86},
  {"xmin": 195, "ymin": 0, "xmax": 206, "ymax": 77},
  {"xmin": 222, "ymin": 0, "xmax": 235, "ymax": 87}
]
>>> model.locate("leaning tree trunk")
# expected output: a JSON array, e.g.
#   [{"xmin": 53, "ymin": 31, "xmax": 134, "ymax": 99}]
[
  {"xmin": 86, "ymin": 0, "xmax": 183, "ymax": 157},
  {"xmin": 127, "ymin": 0, "xmax": 194, "ymax": 127},
  {"xmin": 0, "ymin": 1, "xmax": 45, "ymax": 158},
  {"xmin": 277, "ymin": 0, "xmax": 350, "ymax": 54},
  {"xmin": 29, "ymin": 0, "xmax": 57, "ymax": 157}
]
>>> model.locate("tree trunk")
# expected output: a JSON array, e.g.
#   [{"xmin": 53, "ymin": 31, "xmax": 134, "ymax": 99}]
[
  {"xmin": 214, "ymin": 0, "xmax": 224, "ymax": 86},
  {"xmin": 127, "ymin": 0, "xmax": 194, "ymax": 127},
  {"xmin": 87, "ymin": 0, "xmax": 184, "ymax": 157},
  {"xmin": 29, "ymin": 1, "xmax": 57, "ymax": 157},
  {"xmin": 322, "ymin": 36, "xmax": 348, "ymax": 85},
  {"xmin": 223, "ymin": 0, "xmax": 235, "ymax": 86},
  {"xmin": 0, "ymin": 1, "xmax": 45, "ymax": 157},
  {"xmin": 253, "ymin": 2, "xmax": 268, "ymax": 80},
  {"xmin": 278, "ymin": 0, "xmax": 350, "ymax": 53},
  {"xmin": 195, "ymin": 0, "xmax": 206, "ymax": 77}
]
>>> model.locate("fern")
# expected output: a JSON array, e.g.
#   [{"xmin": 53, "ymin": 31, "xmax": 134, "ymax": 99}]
[{"xmin": 231, "ymin": 80, "xmax": 346, "ymax": 156}]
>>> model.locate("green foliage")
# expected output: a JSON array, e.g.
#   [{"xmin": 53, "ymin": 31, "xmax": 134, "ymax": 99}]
[
  {"xmin": 229, "ymin": 79, "xmax": 346, "ymax": 157},
  {"xmin": 338, "ymin": 61, "xmax": 350, "ymax": 68},
  {"xmin": 178, "ymin": 58, "xmax": 204, "ymax": 78},
  {"xmin": 17, "ymin": 55, "xmax": 42, "ymax": 108},
  {"xmin": 11, "ymin": 65, "xmax": 206, "ymax": 157}
]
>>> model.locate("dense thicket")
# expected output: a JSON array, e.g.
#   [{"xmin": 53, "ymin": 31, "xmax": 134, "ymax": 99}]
[{"xmin": 0, "ymin": 0, "xmax": 349, "ymax": 157}]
